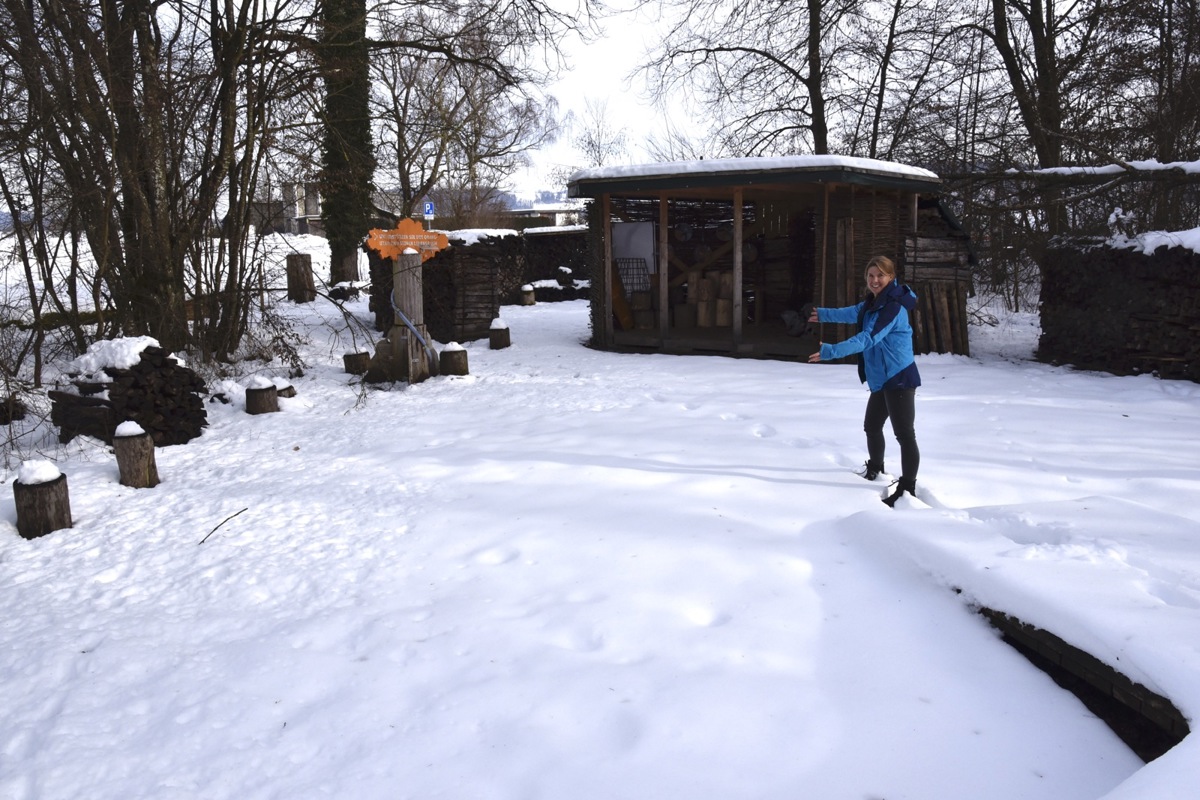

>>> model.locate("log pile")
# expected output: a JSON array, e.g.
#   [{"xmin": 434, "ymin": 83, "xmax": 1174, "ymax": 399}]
[
  {"xmin": 1039, "ymin": 243, "xmax": 1200, "ymax": 381},
  {"xmin": 49, "ymin": 346, "xmax": 208, "ymax": 445},
  {"xmin": 523, "ymin": 227, "xmax": 590, "ymax": 289}
]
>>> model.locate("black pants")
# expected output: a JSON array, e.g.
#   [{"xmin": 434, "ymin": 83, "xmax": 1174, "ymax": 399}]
[{"xmin": 864, "ymin": 388, "xmax": 919, "ymax": 481}]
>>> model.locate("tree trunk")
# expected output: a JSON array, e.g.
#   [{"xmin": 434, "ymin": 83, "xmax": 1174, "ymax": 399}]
[
  {"xmin": 14, "ymin": 474, "xmax": 72, "ymax": 539},
  {"xmin": 114, "ymin": 431, "xmax": 160, "ymax": 489}
]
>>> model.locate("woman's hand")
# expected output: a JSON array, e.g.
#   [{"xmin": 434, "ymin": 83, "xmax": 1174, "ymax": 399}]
[
  {"xmin": 808, "ymin": 308, "xmax": 819, "ymax": 324},
  {"xmin": 808, "ymin": 347, "xmax": 823, "ymax": 363}
]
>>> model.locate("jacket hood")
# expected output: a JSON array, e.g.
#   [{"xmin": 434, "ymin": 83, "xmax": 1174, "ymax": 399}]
[
  {"xmin": 866, "ymin": 280, "xmax": 917, "ymax": 313},
  {"xmin": 885, "ymin": 280, "xmax": 917, "ymax": 310}
]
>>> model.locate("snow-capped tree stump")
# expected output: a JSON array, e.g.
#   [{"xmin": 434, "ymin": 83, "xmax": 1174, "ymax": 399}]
[
  {"xmin": 489, "ymin": 319, "xmax": 511, "ymax": 350},
  {"xmin": 439, "ymin": 345, "xmax": 469, "ymax": 376},
  {"xmin": 286, "ymin": 253, "xmax": 316, "ymax": 303},
  {"xmin": 245, "ymin": 386, "xmax": 279, "ymax": 415},
  {"xmin": 14, "ymin": 468, "xmax": 72, "ymax": 539},
  {"xmin": 114, "ymin": 430, "xmax": 160, "ymax": 489},
  {"xmin": 343, "ymin": 352, "xmax": 371, "ymax": 375},
  {"xmin": 520, "ymin": 285, "xmax": 536, "ymax": 305}
]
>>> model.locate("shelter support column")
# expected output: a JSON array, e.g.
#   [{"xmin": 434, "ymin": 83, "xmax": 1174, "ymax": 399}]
[
  {"xmin": 601, "ymin": 194, "xmax": 614, "ymax": 344},
  {"xmin": 658, "ymin": 193, "xmax": 670, "ymax": 336},
  {"xmin": 732, "ymin": 188, "xmax": 744, "ymax": 343}
]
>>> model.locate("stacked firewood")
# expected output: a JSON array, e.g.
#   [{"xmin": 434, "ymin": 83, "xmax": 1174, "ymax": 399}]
[
  {"xmin": 49, "ymin": 346, "xmax": 208, "ymax": 446},
  {"xmin": 1040, "ymin": 244, "xmax": 1200, "ymax": 381}
]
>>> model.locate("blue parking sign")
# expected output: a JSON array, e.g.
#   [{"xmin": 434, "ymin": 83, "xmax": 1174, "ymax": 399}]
[{"xmin": 423, "ymin": 201, "xmax": 435, "ymax": 219}]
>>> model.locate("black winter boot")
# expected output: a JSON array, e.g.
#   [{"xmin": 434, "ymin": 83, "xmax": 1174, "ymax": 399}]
[
  {"xmin": 882, "ymin": 477, "xmax": 916, "ymax": 507},
  {"xmin": 860, "ymin": 461, "xmax": 885, "ymax": 481}
]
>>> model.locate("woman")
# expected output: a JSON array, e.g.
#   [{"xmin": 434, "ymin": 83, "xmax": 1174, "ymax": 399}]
[{"xmin": 807, "ymin": 255, "xmax": 921, "ymax": 507}]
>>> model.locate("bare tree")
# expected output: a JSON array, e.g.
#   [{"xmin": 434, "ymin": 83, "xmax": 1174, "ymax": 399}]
[
  {"xmin": 371, "ymin": 7, "xmax": 559, "ymax": 222},
  {"xmin": 643, "ymin": 0, "xmax": 868, "ymax": 155},
  {"xmin": 572, "ymin": 97, "xmax": 630, "ymax": 167},
  {"xmin": 0, "ymin": 0, "xmax": 317, "ymax": 358}
]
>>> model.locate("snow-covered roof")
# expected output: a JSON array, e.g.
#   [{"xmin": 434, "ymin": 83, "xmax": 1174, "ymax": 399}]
[
  {"xmin": 1009, "ymin": 158, "xmax": 1200, "ymax": 177},
  {"xmin": 568, "ymin": 154, "xmax": 941, "ymax": 197}
]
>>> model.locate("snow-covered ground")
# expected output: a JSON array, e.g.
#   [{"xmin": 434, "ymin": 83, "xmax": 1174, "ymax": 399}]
[{"xmin": 2, "ymin": 258, "xmax": 1198, "ymax": 799}]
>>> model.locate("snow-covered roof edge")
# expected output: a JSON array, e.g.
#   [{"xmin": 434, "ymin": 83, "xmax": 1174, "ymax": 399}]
[{"xmin": 568, "ymin": 154, "xmax": 940, "ymax": 184}]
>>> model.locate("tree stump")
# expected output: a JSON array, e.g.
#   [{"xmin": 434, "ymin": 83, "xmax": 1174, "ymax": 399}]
[
  {"xmin": 440, "ymin": 347, "xmax": 469, "ymax": 376},
  {"xmin": 520, "ymin": 286, "xmax": 536, "ymax": 305},
  {"xmin": 343, "ymin": 352, "xmax": 371, "ymax": 375},
  {"xmin": 114, "ymin": 431, "xmax": 160, "ymax": 489},
  {"xmin": 489, "ymin": 326, "xmax": 511, "ymax": 350},
  {"xmin": 14, "ymin": 474, "xmax": 72, "ymax": 539},
  {"xmin": 245, "ymin": 386, "xmax": 279, "ymax": 415},
  {"xmin": 286, "ymin": 253, "xmax": 317, "ymax": 303}
]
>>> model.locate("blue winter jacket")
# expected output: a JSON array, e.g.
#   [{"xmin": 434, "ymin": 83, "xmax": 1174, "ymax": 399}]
[{"xmin": 818, "ymin": 282, "xmax": 922, "ymax": 392}]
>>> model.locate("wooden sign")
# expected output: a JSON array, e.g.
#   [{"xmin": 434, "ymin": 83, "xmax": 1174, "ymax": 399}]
[{"xmin": 367, "ymin": 218, "xmax": 450, "ymax": 262}]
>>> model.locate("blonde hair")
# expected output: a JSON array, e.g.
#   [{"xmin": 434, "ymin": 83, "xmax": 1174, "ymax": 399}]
[{"xmin": 863, "ymin": 255, "xmax": 897, "ymax": 281}]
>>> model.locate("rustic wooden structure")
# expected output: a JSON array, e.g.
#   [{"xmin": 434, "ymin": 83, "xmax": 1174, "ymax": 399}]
[
  {"xmin": 14, "ymin": 473, "xmax": 72, "ymax": 539},
  {"xmin": 343, "ymin": 352, "xmax": 371, "ymax": 375},
  {"xmin": 114, "ymin": 430, "xmax": 161, "ymax": 488},
  {"xmin": 1039, "ymin": 242, "xmax": 1200, "ymax": 381},
  {"xmin": 285, "ymin": 253, "xmax": 317, "ymax": 303},
  {"xmin": 245, "ymin": 385, "xmax": 279, "ymax": 414},
  {"xmin": 423, "ymin": 233, "xmax": 522, "ymax": 344},
  {"xmin": 366, "ymin": 251, "xmax": 438, "ymax": 383},
  {"xmin": 568, "ymin": 156, "xmax": 974, "ymax": 359},
  {"xmin": 49, "ymin": 346, "xmax": 207, "ymax": 445},
  {"xmin": 982, "ymin": 607, "xmax": 1189, "ymax": 761},
  {"xmin": 522, "ymin": 225, "xmax": 590, "ymax": 288},
  {"xmin": 439, "ymin": 347, "xmax": 469, "ymax": 375}
]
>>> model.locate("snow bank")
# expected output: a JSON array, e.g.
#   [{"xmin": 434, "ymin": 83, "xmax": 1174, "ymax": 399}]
[{"xmin": 68, "ymin": 336, "xmax": 161, "ymax": 376}]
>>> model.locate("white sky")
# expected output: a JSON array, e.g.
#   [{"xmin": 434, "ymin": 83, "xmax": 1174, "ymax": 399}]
[
  {"xmin": 3, "ymin": 232, "xmax": 1200, "ymax": 798},
  {"xmin": 509, "ymin": 1, "xmax": 687, "ymax": 199}
]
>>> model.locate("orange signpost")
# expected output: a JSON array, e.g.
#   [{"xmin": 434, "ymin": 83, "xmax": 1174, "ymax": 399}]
[{"xmin": 366, "ymin": 218, "xmax": 450, "ymax": 262}]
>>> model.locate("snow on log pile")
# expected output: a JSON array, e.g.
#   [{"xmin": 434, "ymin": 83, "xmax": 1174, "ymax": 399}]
[
  {"xmin": 1039, "ymin": 240, "xmax": 1200, "ymax": 382},
  {"xmin": 48, "ymin": 337, "xmax": 208, "ymax": 446}
]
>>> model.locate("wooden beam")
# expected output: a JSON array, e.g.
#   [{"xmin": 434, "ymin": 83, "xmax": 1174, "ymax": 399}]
[
  {"xmin": 602, "ymin": 194, "xmax": 614, "ymax": 344},
  {"xmin": 733, "ymin": 187, "xmax": 744, "ymax": 342},
  {"xmin": 658, "ymin": 193, "xmax": 670, "ymax": 336}
]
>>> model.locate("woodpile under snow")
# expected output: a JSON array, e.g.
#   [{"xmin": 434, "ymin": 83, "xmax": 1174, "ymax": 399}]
[
  {"xmin": 1039, "ymin": 242, "xmax": 1200, "ymax": 382},
  {"xmin": 49, "ymin": 338, "xmax": 208, "ymax": 446}
]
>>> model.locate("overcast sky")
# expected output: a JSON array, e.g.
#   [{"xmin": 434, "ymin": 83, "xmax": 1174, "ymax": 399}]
[{"xmin": 509, "ymin": 1, "xmax": 686, "ymax": 198}]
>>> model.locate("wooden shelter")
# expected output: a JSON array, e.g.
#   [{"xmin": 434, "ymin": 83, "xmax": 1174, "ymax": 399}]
[{"xmin": 568, "ymin": 155, "xmax": 973, "ymax": 359}]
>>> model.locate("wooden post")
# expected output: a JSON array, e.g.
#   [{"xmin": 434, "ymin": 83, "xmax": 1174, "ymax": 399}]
[
  {"xmin": 732, "ymin": 187, "xmax": 743, "ymax": 342},
  {"xmin": 14, "ymin": 473, "xmax": 72, "ymax": 539},
  {"xmin": 114, "ymin": 431, "xmax": 160, "ymax": 489},
  {"xmin": 286, "ymin": 254, "xmax": 316, "ymax": 303},
  {"xmin": 393, "ymin": 251, "xmax": 432, "ymax": 383},
  {"xmin": 245, "ymin": 386, "xmax": 279, "ymax": 414},
  {"xmin": 520, "ymin": 286, "xmax": 536, "ymax": 305},
  {"xmin": 343, "ymin": 352, "xmax": 371, "ymax": 374},
  {"xmin": 489, "ymin": 320, "xmax": 511, "ymax": 349},
  {"xmin": 440, "ymin": 346, "xmax": 469, "ymax": 375},
  {"xmin": 658, "ymin": 193, "xmax": 670, "ymax": 335}
]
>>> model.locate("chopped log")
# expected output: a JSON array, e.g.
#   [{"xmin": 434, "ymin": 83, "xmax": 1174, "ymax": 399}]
[
  {"xmin": 14, "ymin": 473, "xmax": 72, "ymax": 539},
  {"xmin": 520, "ymin": 287, "xmax": 536, "ymax": 305},
  {"xmin": 489, "ymin": 327, "xmax": 511, "ymax": 349},
  {"xmin": 440, "ymin": 347, "xmax": 469, "ymax": 376},
  {"xmin": 286, "ymin": 254, "xmax": 317, "ymax": 303},
  {"xmin": 245, "ymin": 386, "xmax": 279, "ymax": 415},
  {"xmin": 715, "ymin": 298, "xmax": 733, "ymax": 327},
  {"xmin": 343, "ymin": 352, "xmax": 371, "ymax": 374},
  {"xmin": 114, "ymin": 431, "xmax": 160, "ymax": 489}
]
